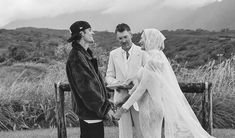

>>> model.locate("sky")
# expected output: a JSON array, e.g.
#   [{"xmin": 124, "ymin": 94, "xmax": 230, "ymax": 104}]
[{"xmin": 0, "ymin": 0, "xmax": 223, "ymax": 32}]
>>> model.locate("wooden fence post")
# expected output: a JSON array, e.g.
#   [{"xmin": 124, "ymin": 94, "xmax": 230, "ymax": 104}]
[
  {"xmin": 54, "ymin": 82, "xmax": 213, "ymax": 137},
  {"xmin": 55, "ymin": 83, "xmax": 67, "ymax": 138},
  {"xmin": 178, "ymin": 82, "xmax": 213, "ymax": 135},
  {"xmin": 54, "ymin": 83, "xmax": 60, "ymax": 138},
  {"xmin": 205, "ymin": 82, "xmax": 213, "ymax": 134}
]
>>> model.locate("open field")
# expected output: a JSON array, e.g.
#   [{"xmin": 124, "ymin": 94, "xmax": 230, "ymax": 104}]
[
  {"xmin": 0, "ymin": 127, "xmax": 235, "ymax": 138},
  {"xmin": 0, "ymin": 55, "xmax": 234, "ymax": 131}
]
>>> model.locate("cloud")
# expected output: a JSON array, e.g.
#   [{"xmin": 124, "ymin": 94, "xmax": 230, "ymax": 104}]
[
  {"xmin": 162, "ymin": 0, "xmax": 222, "ymax": 9},
  {"xmin": 0, "ymin": 0, "xmax": 223, "ymax": 27},
  {"xmin": 0, "ymin": 0, "xmax": 111, "ymax": 27},
  {"xmin": 102, "ymin": 0, "xmax": 160, "ymax": 13},
  {"xmin": 102, "ymin": 0, "xmax": 223, "ymax": 13}
]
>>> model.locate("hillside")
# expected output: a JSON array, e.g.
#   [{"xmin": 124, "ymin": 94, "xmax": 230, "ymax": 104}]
[
  {"xmin": 0, "ymin": 27, "xmax": 234, "ymax": 68},
  {"xmin": 162, "ymin": 29, "xmax": 235, "ymax": 67},
  {"xmin": 180, "ymin": 0, "xmax": 235, "ymax": 30}
]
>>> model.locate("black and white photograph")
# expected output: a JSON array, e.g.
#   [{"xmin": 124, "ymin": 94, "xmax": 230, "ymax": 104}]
[{"xmin": 0, "ymin": 0, "xmax": 234, "ymax": 138}]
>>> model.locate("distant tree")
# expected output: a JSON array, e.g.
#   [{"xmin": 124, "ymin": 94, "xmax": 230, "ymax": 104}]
[
  {"xmin": 8, "ymin": 46, "xmax": 28, "ymax": 61},
  {"xmin": 8, "ymin": 46, "xmax": 17, "ymax": 58},
  {"xmin": 36, "ymin": 40, "xmax": 41, "ymax": 49},
  {"xmin": 54, "ymin": 44, "xmax": 71, "ymax": 61},
  {"xmin": 0, "ymin": 55, "xmax": 6, "ymax": 63},
  {"xmin": 132, "ymin": 32, "xmax": 141, "ymax": 45},
  {"xmin": 220, "ymin": 28, "xmax": 230, "ymax": 33}
]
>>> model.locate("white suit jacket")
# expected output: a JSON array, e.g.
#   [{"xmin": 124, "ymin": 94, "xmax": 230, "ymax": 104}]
[{"xmin": 106, "ymin": 44, "xmax": 147, "ymax": 110}]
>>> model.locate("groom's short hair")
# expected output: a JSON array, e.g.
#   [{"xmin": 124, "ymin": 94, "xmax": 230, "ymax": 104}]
[{"xmin": 115, "ymin": 23, "xmax": 131, "ymax": 33}]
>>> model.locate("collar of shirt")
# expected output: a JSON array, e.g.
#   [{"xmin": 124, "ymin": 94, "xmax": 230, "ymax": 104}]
[{"xmin": 121, "ymin": 43, "xmax": 134, "ymax": 57}]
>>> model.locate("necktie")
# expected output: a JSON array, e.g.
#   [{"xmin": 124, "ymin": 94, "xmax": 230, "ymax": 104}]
[{"xmin": 126, "ymin": 51, "xmax": 129, "ymax": 59}]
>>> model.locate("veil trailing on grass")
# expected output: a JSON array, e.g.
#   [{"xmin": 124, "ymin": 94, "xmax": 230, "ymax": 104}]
[{"xmin": 142, "ymin": 29, "xmax": 215, "ymax": 137}]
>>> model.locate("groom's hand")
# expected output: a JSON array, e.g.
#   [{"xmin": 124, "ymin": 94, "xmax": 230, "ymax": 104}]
[
  {"xmin": 113, "ymin": 107, "xmax": 128, "ymax": 120},
  {"xmin": 104, "ymin": 109, "xmax": 115, "ymax": 121},
  {"xmin": 116, "ymin": 87, "xmax": 127, "ymax": 93}
]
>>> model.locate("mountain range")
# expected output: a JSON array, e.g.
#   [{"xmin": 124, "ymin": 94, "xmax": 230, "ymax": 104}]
[
  {"xmin": 3, "ymin": 0, "xmax": 235, "ymax": 32},
  {"xmin": 0, "ymin": 27, "xmax": 234, "ymax": 68}
]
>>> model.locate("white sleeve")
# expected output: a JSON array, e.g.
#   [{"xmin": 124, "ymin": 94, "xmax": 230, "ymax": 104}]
[
  {"xmin": 142, "ymin": 51, "xmax": 149, "ymax": 66},
  {"xmin": 128, "ymin": 67, "xmax": 144, "ymax": 95},
  {"xmin": 122, "ymin": 69, "xmax": 151, "ymax": 109},
  {"xmin": 105, "ymin": 52, "xmax": 119, "ymax": 84}
]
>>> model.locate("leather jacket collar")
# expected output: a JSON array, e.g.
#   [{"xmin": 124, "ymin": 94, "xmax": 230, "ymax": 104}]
[{"xmin": 72, "ymin": 41, "xmax": 93, "ymax": 60}]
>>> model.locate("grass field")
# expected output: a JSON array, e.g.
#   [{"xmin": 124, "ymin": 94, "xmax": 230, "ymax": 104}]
[
  {"xmin": 0, "ymin": 55, "xmax": 234, "ymax": 132},
  {"xmin": 0, "ymin": 127, "xmax": 234, "ymax": 138}
]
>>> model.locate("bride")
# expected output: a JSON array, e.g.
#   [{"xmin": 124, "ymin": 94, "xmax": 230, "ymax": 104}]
[{"xmin": 113, "ymin": 28, "xmax": 215, "ymax": 138}]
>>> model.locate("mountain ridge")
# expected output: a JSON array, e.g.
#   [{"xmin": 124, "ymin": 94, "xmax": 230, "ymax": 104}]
[{"xmin": 0, "ymin": 27, "xmax": 234, "ymax": 68}]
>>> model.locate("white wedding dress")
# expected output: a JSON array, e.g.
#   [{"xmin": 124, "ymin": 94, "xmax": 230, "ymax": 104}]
[{"xmin": 122, "ymin": 29, "xmax": 215, "ymax": 138}]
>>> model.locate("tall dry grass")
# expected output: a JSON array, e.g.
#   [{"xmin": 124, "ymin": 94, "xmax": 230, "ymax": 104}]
[
  {"xmin": 0, "ymin": 62, "xmax": 68, "ymax": 130},
  {"xmin": 173, "ymin": 55, "xmax": 235, "ymax": 128},
  {"xmin": 0, "ymin": 62, "xmax": 66, "ymax": 102},
  {"xmin": 0, "ymin": 55, "xmax": 234, "ymax": 130},
  {"xmin": 175, "ymin": 56, "xmax": 234, "ymax": 96}
]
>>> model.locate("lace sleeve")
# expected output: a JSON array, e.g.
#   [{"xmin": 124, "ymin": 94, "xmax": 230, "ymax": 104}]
[
  {"xmin": 127, "ymin": 67, "xmax": 144, "ymax": 95},
  {"xmin": 122, "ymin": 69, "xmax": 152, "ymax": 109},
  {"xmin": 147, "ymin": 58, "xmax": 164, "ymax": 73}
]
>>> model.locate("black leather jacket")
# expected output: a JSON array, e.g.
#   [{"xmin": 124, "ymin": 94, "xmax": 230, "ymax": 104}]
[{"xmin": 66, "ymin": 42, "xmax": 111, "ymax": 120}]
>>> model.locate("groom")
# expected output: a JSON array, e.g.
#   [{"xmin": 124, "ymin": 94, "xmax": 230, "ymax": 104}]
[
  {"xmin": 106, "ymin": 23, "xmax": 147, "ymax": 138},
  {"xmin": 66, "ymin": 21, "xmax": 113, "ymax": 138}
]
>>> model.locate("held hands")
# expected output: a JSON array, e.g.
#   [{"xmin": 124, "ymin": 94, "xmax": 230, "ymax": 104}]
[
  {"xmin": 113, "ymin": 107, "xmax": 128, "ymax": 120},
  {"xmin": 104, "ymin": 105, "xmax": 128, "ymax": 121},
  {"xmin": 104, "ymin": 109, "xmax": 115, "ymax": 121},
  {"xmin": 111, "ymin": 77, "xmax": 139, "ymax": 120},
  {"xmin": 113, "ymin": 94, "xmax": 130, "ymax": 120}
]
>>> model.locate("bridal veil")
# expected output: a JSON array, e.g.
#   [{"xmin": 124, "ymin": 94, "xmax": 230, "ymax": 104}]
[{"xmin": 142, "ymin": 29, "xmax": 215, "ymax": 138}]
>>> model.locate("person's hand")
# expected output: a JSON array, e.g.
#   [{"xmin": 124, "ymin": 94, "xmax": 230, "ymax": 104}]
[
  {"xmin": 116, "ymin": 87, "xmax": 128, "ymax": 93},
  {"xmin": 113, "ymin": 107, "xmax": 128, "ymax": 120},
  {"xmin": 115, "ymin": 94, "xmax": 130, "ymax": 107},
  {"xmin": 123, "ymin": 76, "xmax": 137, "ymax": 86},
  {"xmin": 104, "ymin": 109, "xmax": 115, "ymax": 121}
]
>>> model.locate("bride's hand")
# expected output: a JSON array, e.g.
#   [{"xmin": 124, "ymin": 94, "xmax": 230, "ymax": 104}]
[
  {"xmin": 123, "ymin": 76, "xmax": 137, "ymax": 86},
  {"xmin": 113, "ymin": 107, "xmax": 128, "ymax": 120}
]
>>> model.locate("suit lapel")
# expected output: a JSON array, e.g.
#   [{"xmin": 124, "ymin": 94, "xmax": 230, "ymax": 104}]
[
  {"xmin": 113, "ymin": 45, "xmax": 141, "ymax": 79},
  {"xmin": 127, "ymin": 45, "xmax": 138, "ymax": 63},
  {"xmin": 114, "ymin": 48, "xmax": 127, "ymax": 77}
]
